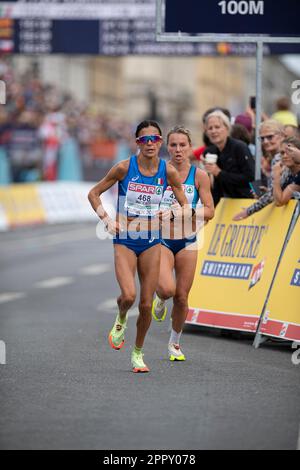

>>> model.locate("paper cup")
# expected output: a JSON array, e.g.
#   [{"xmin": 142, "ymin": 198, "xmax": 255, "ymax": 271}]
[{"xmin": 205, "ymin": 153, "xmax": 218, "ymax": 164}]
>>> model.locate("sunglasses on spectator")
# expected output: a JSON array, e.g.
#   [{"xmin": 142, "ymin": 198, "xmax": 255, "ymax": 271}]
[
  {"xmin": 260, "ymin": 134, "xmax": 278, "ymax": 142},
  {"xmin": 136, "ymin": 135, "xmax": 162, "ymax": 144}
]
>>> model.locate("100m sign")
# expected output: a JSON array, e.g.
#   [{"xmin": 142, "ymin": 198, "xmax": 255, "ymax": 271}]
[{"xmin": 218, "ymin": 1, "xmax": 264, "ymax": 15}]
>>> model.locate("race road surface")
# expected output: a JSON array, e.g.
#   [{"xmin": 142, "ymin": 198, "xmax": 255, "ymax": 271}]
[{"xmin": 0, "ymin": 223, "xmax": 299, "ymax": 450}]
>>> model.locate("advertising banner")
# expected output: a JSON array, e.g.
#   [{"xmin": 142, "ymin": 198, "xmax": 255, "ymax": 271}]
[
  {"xmin": 0, "ymin": 182, "xmax": 115, "ymax": 230},
  {"xmin": 186, "ymin": 199, "xmax": 298, "ymax": 332},
  {"xmin": 258, "ymin": 213, "xmax": 300, "ymax": 342},
  {"xmin": 0, "ymin": 184, "xmax": 46, "ymax": 228}
]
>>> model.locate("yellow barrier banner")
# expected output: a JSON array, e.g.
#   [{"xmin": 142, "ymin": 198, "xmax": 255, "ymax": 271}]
[
  {"xmin": 187, "ymin": 198, "xmax": 298, "ymax": 332},
  {"xmin": 258, "ymin": 213, "xmax": 300, "ymax": 341},
  {"xmin": 0, "ymin": 184, "xmax": 46, "ymax": 228}
]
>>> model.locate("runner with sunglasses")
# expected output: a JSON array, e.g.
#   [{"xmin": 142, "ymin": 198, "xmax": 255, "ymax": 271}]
[
  {"xmin": 88, "ymin": 120, "xmax": 188, "ymax": 373},
  {"xmin": 151, "ymin": 126, "xmax": 214, "ymax": 361}
]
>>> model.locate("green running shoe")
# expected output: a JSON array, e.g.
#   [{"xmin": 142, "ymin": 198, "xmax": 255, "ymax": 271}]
[
  {"xmin": 131, "ymin": 349, "xmax": 150, "ymax": 373},
  {"xmin": 108, "ymin": 314, "xmax": 127, "ymax": 350},
  {"xmin": 168, "ymin": 343, "xmax": 186, "ymax": 361},
  {"xmin": 151, "ymin": 295, "xmax": 167, "ymax": 322}
]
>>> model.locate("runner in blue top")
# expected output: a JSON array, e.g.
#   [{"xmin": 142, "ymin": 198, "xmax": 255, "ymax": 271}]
[
  {"xmin": 151, "ymin": 126, "xmax": 214, "ymax": 362},
  {"xmin": 88, "ymin": 121, "xmax": 188, "ymax": 373}
]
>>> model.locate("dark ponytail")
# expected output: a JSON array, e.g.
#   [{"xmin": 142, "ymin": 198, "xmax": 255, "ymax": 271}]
[{"xmin": 135, "ymin": 120, "xmax": 162, "ymax": 138}]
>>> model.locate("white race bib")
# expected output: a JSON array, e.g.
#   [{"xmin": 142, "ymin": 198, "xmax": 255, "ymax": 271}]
[
  {"xmin": 125, "ymin": 182, "xmax": 163, "ymax": 216},
  {"xmin": 160, "ymin": 184, "xmax": 195, "ymax": 210}
]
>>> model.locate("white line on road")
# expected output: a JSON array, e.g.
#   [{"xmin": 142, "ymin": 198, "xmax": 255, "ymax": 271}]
[
  {"xmin": 0, "ymin": 227, "xmax": 97, "ymax": 252},
  {"xmin": 34, "ymin": 277, "xmax": 74, "ymax": 289},
  {"xmin": 297, "ymin": 423, "xmax": 300, "ymax": 450},
  {"xmin": 0, "ymin": 292, "xmax": 26, "ymax": 304},
  {"xmin": 97, "ymin": 298, "xmax": 117, "ymax": 310},
  {"xmin": 79, "ymin": 264, "xmax": 112, "ymax": 276}
]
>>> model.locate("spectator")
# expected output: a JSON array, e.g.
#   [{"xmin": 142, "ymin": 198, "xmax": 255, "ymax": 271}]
[
  {"xmin": 203, "ymin": 110, "xmax": 255, "ymax": 206},
  {"xmin": 191, "ymin": 107, "xmax": 231, "ymax": 164},
  {"xmin": 234, "ymin": 112, "xmax": 255, "ymax": 156},
  {"xmin": 231, "ymin": 123, "xmax": 255, "ymax": 157},
  {"xmin": 271, "ymin": 96, "xmax": 298, "ymax": 127},
  {"xmin": 273, "ymin": 137, "xmax": 300, "ymax": 205},
  {"xmin": 9, "ymin": 110, "xmax": 42, "ymax": 182},
  {"xmin": 283, "ymin": 124, "xmax": 300, "ymax": 139},
  {"xmin": 233, "ymin": 119, "xmax": 286, "ymax": 220}
]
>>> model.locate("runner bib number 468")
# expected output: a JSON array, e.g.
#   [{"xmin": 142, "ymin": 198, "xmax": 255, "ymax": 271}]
[{"xmin": 125, "ymin": 182, "xmax": 163, "ymax": 216}]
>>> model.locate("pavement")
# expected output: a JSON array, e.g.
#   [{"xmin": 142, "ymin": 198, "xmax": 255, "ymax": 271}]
[{"xmin": 0, "ymin": 223, "xmax": 299, "ymax": 450}]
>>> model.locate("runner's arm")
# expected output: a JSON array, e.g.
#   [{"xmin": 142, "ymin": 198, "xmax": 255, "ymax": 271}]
[
  {"xmin": 88, "ymin": 160, "xmax": 128, "ymax": 223},
  {"xmin": 166, "ymin": 164, "xmax": 188, "ymax": 207},
  {"xmin": 195, "ymin": 169, "xmax": 215, "ymax": 222}
]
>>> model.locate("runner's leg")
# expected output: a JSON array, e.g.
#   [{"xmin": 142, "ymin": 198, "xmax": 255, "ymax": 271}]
[
  {"xmin": 135, "ymin": 244, "xmax": 161, "ymax": 349},
  {"xmin": 172, "ymin": 247, "xmax": 198, "ymax": 334},
  {"xmin": 156, "ymin": 245, "xmax": 176, "ymax": 300},
  {"xmin": 114, "ymin": 244, "xmax": 137, "ymax": 319}
]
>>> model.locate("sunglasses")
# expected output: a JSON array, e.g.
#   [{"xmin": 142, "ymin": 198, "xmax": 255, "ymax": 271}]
[
  {"xmin": 260, "ymin": 134, "xmax": 277, "ymax": 142},
  {"xmin": 136, "ymin": 135, "xmax": 162, "ymax": 144}
]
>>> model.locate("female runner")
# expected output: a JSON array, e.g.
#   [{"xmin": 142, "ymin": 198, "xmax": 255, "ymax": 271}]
[
  {"xmin": 88, "ymin": 121, "xmax": 188, "ymax": 373},
  {"xmin": 152, "ymin": 126, "xmax": 214, "ymax": 361}
]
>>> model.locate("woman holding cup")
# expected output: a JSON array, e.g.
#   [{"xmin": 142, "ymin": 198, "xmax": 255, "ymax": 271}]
[{"xmin": 203, "ymin": 110, "xmax": 255, "ymax": 206}]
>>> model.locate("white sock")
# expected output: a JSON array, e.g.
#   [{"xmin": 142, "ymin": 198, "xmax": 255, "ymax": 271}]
[{"xmin": 169, "ymin": 329, "xmax": 182, "ymax": 345}]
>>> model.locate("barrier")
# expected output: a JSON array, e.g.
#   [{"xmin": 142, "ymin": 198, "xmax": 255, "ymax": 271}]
[
  {"xmin": 58, "ymin": 137, "xmax": 83, "ymax": 181},
  {"xmin": 0, "ymin": 147, "xmax": 11, "ymax": 185},
  {"xmin": 186, "ymin": 198, "xmax": 298, "ymax": 333},
  {"xmin": 255, "ymin": 205, "xmax": 300, "ymax": 343},
  {"xmin": 0, "ymin": 184, "xmax": 46, "ymax": 228},
  {"xmin": 0, "ymin": 182, "xmax": 115, "ymax": 230}
]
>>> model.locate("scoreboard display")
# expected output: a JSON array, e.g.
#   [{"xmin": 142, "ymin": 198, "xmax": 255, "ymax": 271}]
[{"xmin": 0, "ymin": 0, "xmax": 299, "ymax": 55}]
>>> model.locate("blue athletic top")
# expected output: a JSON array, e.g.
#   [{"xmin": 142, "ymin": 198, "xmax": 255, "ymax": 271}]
[
  {"xmin": 160, "ymin": 165, "xmax": 200, "ymax": 210},
  {"xmin": 118, "ymin": 155, "xmax": 168, "ymax": 218}
]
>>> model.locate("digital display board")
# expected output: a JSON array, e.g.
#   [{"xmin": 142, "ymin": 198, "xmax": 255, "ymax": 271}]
[
  {"xmin": 0, "ymin": 0, "xmax": 299, "ymax": 55},
  {"xmin": 165, "ymin": 0, "xmax": 300, "ymax": 37}
]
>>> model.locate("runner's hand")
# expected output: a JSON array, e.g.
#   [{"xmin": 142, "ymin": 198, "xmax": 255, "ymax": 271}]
[{"xmin": 103, "ymin": 217, "xmax": 123, "ymax": 235}]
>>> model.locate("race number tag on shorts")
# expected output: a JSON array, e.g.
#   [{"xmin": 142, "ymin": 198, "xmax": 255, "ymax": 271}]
[
  {"xmin": 160, "ymin": 184, "xmax": 195, "ymax": 210},
  {"xmin": 125, "ymin": 182, "xmax": 163, "ymax": 216}
]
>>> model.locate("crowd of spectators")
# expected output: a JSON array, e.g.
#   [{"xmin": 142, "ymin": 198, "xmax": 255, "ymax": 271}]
[
  {"xmin": 1, "ymin": 58, "xmax": 300, "ymax": 210},
  {"xmin": 0, "ymin": 59, "xmax": 136, "ymax": 183}
]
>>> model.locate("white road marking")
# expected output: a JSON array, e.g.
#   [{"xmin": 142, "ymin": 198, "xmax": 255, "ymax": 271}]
[
  {"xmin": 1, "ymin": 227, "xmax": 96, "ymax": 251},
  {"xmin": 34, "ymin": 277, "xmax": 74, "ymax": 289},
  {"xmin": 97, "ymin": 298, "xmax": 117, "ymax": 310},
  {"xmin": 97, "ymin": 299, "xmax": 139, "ymax": 317},
  {"xmin": 0, "ymin": 292, "xmax": 26, "ymax": 304},
  {"xmin": 297, "ymin": 423, "xmax": 300, "ymax": 450},
  {"xmin": 79, "ymin": 264, "xmax": 112, "ymax": 276}
]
